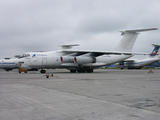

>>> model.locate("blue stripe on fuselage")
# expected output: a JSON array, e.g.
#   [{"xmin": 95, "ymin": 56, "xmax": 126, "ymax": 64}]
[{"xmin": 0, "ymin": 63, "xmax": 15, "ymax": 64}]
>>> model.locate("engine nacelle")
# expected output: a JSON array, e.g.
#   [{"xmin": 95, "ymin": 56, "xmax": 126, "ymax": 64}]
[
  {"xmin": 60, "ymin": 56, "xmax": 74, "ymax": 63},
  {"xmin": 74, "ymin": 56, "xmax": 96, "ymax": 64}
]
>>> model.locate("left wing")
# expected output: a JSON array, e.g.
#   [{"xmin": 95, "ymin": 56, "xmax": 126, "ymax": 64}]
[
  {"xmin": 60, "ymin": 50, "xmax": 149, "ymax": 57},
  {"xmin": 59, "ymin": 50, "xmax": 149, "ymax": 65}
]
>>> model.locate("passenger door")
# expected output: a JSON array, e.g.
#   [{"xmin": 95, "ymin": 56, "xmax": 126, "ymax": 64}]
[{"xmin": 42, "ymin": 58, "xmax": 47, "ymax": 67}]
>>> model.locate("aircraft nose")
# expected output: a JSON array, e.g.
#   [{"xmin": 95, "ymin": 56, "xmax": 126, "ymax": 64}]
[{"xmin": 14, "ymin": 59, "xmax": 19, "ymax": 65}]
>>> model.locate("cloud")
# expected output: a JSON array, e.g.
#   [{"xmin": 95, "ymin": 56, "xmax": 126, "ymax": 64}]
[{"xmin": 0, "ymin": 0, "xmax": 160, "ymax": 58}]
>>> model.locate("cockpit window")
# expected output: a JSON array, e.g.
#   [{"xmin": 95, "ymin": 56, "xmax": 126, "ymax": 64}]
[{"xmin": 19, "ymin": 54, "xmax": 30, "ymax": 58}]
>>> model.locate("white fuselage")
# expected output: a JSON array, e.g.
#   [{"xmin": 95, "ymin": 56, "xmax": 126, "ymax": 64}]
[
  {"xmin": 96, "ymin": 54, "xmax": 132, "ymax": 65},
  {"xmin": 17, "ymin": 51, "xmax": 62, "ymax": 70},
  {"xmin": 116, "ymin": 56, "xmax": 160, "ymax": 69},
  {"xmin": 127, "ymin": 57, "xmax": 159, "ymax": 67},
  {"xmin": 16, "ymin": 51, "xmax": 132, "ymax": 70}
]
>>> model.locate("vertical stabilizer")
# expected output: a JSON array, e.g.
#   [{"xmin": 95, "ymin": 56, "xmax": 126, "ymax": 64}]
[{"xmin": 114, "ymin": 28, "xmax": 158, "ymax": 52}]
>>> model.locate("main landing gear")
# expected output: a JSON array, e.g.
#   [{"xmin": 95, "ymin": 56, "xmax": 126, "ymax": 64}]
[
  {"xmin": 70, "ymin": 69, "xmax": 93, "ymax": 73},
  {"xmin": 40, "ymin": 69, "xmax": 46, "ymax": 73}
]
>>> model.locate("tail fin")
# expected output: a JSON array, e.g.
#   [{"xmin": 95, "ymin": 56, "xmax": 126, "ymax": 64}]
[
  {"xmin": 114, "ymin": 28, "xmax": 158, "ymax": 52},
  {"xmin": 150, "ymin": 44, "xmax": 160, "ymax": 57}
]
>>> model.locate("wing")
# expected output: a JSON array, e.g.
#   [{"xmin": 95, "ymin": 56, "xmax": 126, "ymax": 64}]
[
  {"xmin": 59, "ymin": 50, "xmax": 148, "ymax": 68},
  {"xmin": 60, "ymin": 50, "xmax": 149, "ymax": 57}
]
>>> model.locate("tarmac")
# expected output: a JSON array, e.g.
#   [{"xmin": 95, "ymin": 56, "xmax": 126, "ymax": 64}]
[{"xmin": 0, "ymin": 69, "xmax": 160, "ymax": 120}]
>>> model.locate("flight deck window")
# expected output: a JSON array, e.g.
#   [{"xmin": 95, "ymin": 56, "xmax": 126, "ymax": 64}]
[{"xmin": 20, "ymin": 54, "xmax": 30, "ymax": 58}]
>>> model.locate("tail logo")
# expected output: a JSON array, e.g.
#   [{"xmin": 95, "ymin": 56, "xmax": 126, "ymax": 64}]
[{"xmin": 150, "ymin": 46, "xmax": 159, "ymax": 56}]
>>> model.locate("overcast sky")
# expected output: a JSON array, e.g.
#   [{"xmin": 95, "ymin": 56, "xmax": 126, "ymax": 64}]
[{"xmin": 0, "ymin": 0, "xmax": 160, "ymax": 58}]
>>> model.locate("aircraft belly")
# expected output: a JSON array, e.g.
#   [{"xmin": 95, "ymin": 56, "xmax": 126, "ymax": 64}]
[
  {"xmin": 96, "ymin": 55, "xmax": 132, "ymax": 65},
  {"xmin": 60, "ymin": 55, "xmax": 132, "ymax": 69}
]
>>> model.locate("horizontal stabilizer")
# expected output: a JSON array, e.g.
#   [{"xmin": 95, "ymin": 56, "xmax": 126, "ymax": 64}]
[
  {"xmin": 120, "ymin": 28, "xmax": 158, "ymax": 34},
  {"xmin": 152, "ymin": 44, "xmax": 160, "ymax": 47}
]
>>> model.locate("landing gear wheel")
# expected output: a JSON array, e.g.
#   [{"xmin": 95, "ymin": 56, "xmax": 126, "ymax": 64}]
[
  {"xmin": 70, "ymin": 70, "xmax": 76, "ymax": 73},
  {"xmin": 40, "ymin": 69, "xmax": 46, "ymax": 73},
  {"xmin": 77, "ymin": 69, "xmax": 86, "ymax": 73},
  {"xmin": 86, "ymin": 69, "xmax": 93, "ymax": 73}
]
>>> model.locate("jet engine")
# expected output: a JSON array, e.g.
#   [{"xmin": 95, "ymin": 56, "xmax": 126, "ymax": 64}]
[
  {"xmin": 60, "ymin": 56, "xmax": 74, "ymax": 63},
  {"xmin": 74, "ymin": 56, "xmax": 96, "ymax": 64}
]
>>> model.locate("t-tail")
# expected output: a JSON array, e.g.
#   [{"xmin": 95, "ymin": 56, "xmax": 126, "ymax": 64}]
[
  {"xmin": 150, "ymin": 44, "xmax": 160, "ymax": 57},
  {"xmin": 114, "ymin": 28, "xmax": 158, "ymax": 52}
]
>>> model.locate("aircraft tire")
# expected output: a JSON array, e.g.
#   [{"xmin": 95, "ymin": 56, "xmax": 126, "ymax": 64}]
[
  {"xmin": 135, "ymin": 67, "xmax": 141, "ymax": 69},
  {"xmin": 70, "ymin": 70, "xmax": 76, "ymax": 73},
  {"xmin": 77, "ymin": 69, "xmax": 86, "ymax": 73},
  {"xmin": 40, "ymin": 69, "xmax": 46, "ymax": 74},
  {"xmin": 128, "ymin": 67, "xmax": 134, "ymax": 69},
  {"xmin": 86, "ymin": 69, "xmax": 93, "ymax": 73}
]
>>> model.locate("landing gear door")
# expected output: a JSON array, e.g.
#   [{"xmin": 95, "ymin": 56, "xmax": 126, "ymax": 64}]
[{"xmin": 42, "ymin": 58, "xmax": 47, "ymax": 67}]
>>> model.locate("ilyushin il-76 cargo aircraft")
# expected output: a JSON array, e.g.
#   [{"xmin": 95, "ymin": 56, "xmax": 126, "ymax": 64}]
[{"xmin": 15, "ymin": 28, "xmax": 158, "ymax": 73}]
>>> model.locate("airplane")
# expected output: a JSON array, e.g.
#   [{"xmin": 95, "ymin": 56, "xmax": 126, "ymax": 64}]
[
  {"xmin": 15, "ymin": 28, "xmax": 158, "ymax": 73},
  {"xmin": 115, "ymin": 44, "xmax": 160, "ymax": 69},
  {"xmin": 0, "ymin": 56, "xmax": 38, "ymax": 72},
  {"xmin": 0, "ymin": 58, "xmax": 18, "ymax": 71}
]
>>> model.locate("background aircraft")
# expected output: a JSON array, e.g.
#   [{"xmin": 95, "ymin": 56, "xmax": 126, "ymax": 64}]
[
  {"xmin": 0, "ymin": 58, "xmax": 18, "ymax": 71},
  {"xmin": 15, "ymin": 28, "xmax": 158, "ymax": 73},
  {"xmin": 115, "ymin": 44, "xmax": 160, "ymax": 69}
]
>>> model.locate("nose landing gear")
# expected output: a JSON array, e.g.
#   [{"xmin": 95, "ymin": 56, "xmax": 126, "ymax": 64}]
[{"xmin": 40, "ymin": 69, "xmax": 46, "ymax": 73}]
